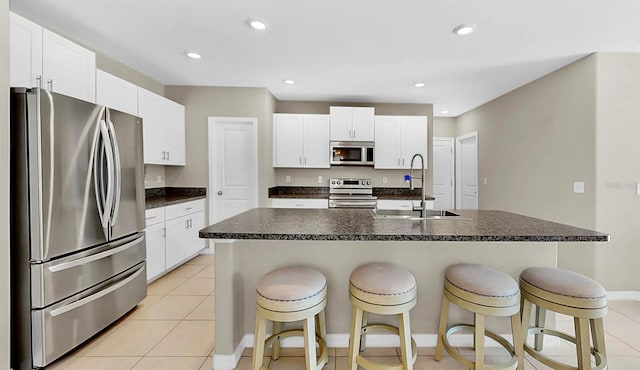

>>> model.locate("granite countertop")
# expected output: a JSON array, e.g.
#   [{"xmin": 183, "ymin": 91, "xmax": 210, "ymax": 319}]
[
  {"xmin": 145, "ymin": 187, "xmax": 206, "ymax": 209},
  {"xmin": 199, "ymin": 208, "xmax": 609, "ymax": 242},
  {"xmin": 268, "ymin": 186, "xmax": 435, "ymax": 200}
]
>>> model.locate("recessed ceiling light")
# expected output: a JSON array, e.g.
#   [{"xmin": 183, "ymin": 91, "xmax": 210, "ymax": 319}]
[
  {"xmin": 283, "ymin": 79, "xmax": 295, "ymax": 85},
  {"xmin": 441, "ymin": 110, "xmax": 449, "ymax": 114},
  {"xmin": 414, "ymin": 82, "xmax": 425, "ymax": 88},
  {"xmin": 453, "ymin": 24, "xmax": 475, "ymax": 36},
  {"xmin": 248, "ymin": 19, "xmax": 267, "ymax": 30},
  {"xmin": 186, "ymin": 52, "xmax": 201, "ymax": 59}
]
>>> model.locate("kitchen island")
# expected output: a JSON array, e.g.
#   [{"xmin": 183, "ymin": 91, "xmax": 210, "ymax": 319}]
[{"xmin": 199, "ymin": 208, "xmax": 608, "ymax": 370}]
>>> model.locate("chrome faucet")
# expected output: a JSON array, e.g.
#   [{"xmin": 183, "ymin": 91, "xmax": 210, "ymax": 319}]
[{"xmin": 409, "ymin": 153, "xmax": 427, "ymax": 218}]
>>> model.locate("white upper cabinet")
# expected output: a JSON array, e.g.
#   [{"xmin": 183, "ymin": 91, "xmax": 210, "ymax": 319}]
[
  {"xmin": 10, "ymin": 12, "xmax": 96, "ymax": 103},
  {"xmin": 374, "ymin": 115, "xmax": 428, "ymax": 169},
  {"xmin": 330, "ymin": 106, "xmax": 375, "ymax": 141},
  {"xmin": 273, "ymin": 114, "xmax": 330, "ymax": 168},
  {"xmin": 138, "ymin": 88, "xmax": 186, "ymax": 166},
  {"xmin": 96, "ymin": 69, "xmax": 138, "ymax": 116}
]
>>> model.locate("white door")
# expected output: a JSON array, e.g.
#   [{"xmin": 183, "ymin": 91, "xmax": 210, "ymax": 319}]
[
  {"xmin": 209, "ymin": 117, "xmax": 258, "ymax": 225},
  {"xmin": 456, "ymin": 132, "xmax": 478, "ymax": 209},
  {"xmin": 433, "ymin": 137, "xmax": 454, "ymax": 209}
]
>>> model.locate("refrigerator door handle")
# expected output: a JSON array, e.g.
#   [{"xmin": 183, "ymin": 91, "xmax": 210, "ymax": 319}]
[
  {"xmin": 105, "ymin": 109, "xmax": 122, "ymax": 226},
  {"xmin": 98, "ymin": 120, "xmax": 115, "ymax": 232},
  {"xmin": 47, "ymin": 234, "xmax": 145, "ymax": 273},
  {"xmin": 49, "ymin": 265, "xmax": 145, "ymax": 317}
]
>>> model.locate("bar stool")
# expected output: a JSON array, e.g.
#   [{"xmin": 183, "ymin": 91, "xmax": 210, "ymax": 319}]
[
  {"xmin": 435, "ymin": 263, "xmax": 524, "ymax": 370},
  {"xmin": 520, "ymin": 267, "xmax": 608, "ymax": 370},
  {"xmin": 348, "ymin": 262, "xmax": 417, "ymax": 370},
  {"xmin": 252, "ymin": 266, "xmax": 329, "ymax": 370}
]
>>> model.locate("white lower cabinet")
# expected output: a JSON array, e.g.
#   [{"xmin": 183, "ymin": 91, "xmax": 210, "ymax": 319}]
[
  {"xmin": 144, "ymin": 199, "xmax": 205, "ymax": 282},
  {"xmin": 270, "ymin": 198, "xmax": 329, "ymax": 209},
  {"xmin": 376, "ymin": 199, "xmax": 434, "ymax": 210}
]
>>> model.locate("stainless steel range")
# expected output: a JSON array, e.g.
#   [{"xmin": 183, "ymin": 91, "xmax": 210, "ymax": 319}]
[{"xmin": 329, "ymin": 178, "xmax": 377, "ymax": 208}]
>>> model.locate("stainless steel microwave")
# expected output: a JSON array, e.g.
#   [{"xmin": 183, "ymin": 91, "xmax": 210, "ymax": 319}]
[{"xmin": 330, "ymin": 141, "xmax": 374, "ymax": 166}]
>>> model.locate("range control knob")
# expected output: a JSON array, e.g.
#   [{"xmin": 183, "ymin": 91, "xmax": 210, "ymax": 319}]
[{"xmin": 366, "ymin": 180, "xmax": 371, "ymax": 185}]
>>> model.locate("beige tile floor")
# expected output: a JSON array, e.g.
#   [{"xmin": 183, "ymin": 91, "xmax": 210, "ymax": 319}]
[{"xmin": 46, "ymin": 255, "xmax": 640, "ymax": 369}]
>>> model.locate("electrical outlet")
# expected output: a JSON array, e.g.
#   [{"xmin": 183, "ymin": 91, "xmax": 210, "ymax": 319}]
[
  {"xmin": 573, "ymin": 181, "xmax": 585, "ymax": 194},
  {"xmin": 157, "ymin": 175, "xmax": 162, "ymax": 183},
  {"xmin": 483, "ymin": 177, "xmax": 488, "ymax": 185},
  {"xmin": 285, "ymin": 175, "xmax": 291, "ymax": 183},
  {"xmin": 383, "ymin": 176, "xmax": 388, "ymax": 184},
  {"xmin": 636, "ymin": 182, "xmax": 640, "ymax": 196},
  {"xmin": 317, "ymin": 176, "xmax": 323, "ymax": 184}
]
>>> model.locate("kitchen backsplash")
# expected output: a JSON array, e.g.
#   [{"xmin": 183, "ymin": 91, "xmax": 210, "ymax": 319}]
[
  {"xmin": 144, "ymin": 165, "xmax": 166, "ymax": 189},
  {"xmin": 274, "ymin": 167, "xmax": 429, "ymax": 188}
]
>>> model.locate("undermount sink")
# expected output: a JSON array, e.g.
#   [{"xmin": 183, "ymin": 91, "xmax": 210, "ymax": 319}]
[{"xmin": 370, "ymin": 208, "xmax": 470, "ymax": 220}]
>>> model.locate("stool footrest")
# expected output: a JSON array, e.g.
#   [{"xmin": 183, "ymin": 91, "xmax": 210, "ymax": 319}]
[
  {"xmin": 355, "ymin": 324, "xmax": 417, "ymax": 370},
  {"xmin": 524, "ymin": 327, "xmax": 607, "ymax": 370},
  {"xmin": 264, "ymin": 329, "xmax": 329, "ymax": 370},
  {"xmin": 442, "ymin": 324, "xmax": 518, "ymax": 370}
]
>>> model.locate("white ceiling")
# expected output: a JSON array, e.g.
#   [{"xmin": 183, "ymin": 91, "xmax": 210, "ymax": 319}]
[{"xmin": 10, "ymin": 0, "xmax": 640, "ymax": 117}]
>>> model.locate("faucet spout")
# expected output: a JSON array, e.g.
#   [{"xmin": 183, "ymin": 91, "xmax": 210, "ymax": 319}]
[{"xmin": 409, "ymin": 154, "xmax": 426, "ymax": 218}]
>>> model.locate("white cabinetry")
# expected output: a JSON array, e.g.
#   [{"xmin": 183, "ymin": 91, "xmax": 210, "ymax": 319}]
[
  {"xmin": 96, "ymin": 69, "xmax": 138, "ymax": 116},
  {"xmin": 270, "ymin": 198, "xmax": 329, "ymax": 209},
  {"xmin": 144, "ymin": 199, "xmax": 205, "ymax": 282},
  {"xmin": 330, "ymin": 106, "xmax": 375, "ymax": 141},
  {"xmin": 376, "ymin": 199, "xmax": 434, "ymax": 210},
  {"xmin": 9, "ymin": 12, "xmax": 96, "ymax": 102},
  {"xmin": 374, "ymin": 115, "xmax": 428, "ymax": 169},
  {"xmin": 273, "ymin": 114, "xmax": 330, "ymax": 168},
  {"xmin": 138, "ymin": 88, "xmax": 186, "ymax": 166}
]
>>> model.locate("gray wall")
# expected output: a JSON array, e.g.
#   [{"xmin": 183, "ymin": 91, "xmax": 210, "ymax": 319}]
[
  {"xmin": 163, "ymin": 86, "xmax": 276, "ymax": 207},
  {"xmin": 433, "ymin": 117, "xmax": 457, "ymax": 138},
  {"xmin": 594, "ymin": 53, "xmax": 640, "ymax": 290},
  {"xmin": 96, "ymin": 53, "xmax": 164, "ymax": 96},
  {"xmin": 275, "ymin": 101, "xmax": 434, "ymax": 189},
  {"xmin": 1, "ymin": 0, "xmax": 9, "ymax": 367}
]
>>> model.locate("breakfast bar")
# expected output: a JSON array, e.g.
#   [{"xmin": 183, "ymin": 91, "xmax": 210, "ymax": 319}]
[{"xmin": 199, "ymin": 208, "xmax": 608, "ymax": 370}]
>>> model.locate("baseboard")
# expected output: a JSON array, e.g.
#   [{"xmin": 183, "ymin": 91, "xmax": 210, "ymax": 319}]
[{"xmin": 607, "ymin": 290, "xmax": 640, "ymax": 301}]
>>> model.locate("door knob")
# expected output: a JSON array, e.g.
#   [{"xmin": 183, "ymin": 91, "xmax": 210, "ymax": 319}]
[{"xmin": 217, "ymin": 191, "xmax": 223, "ymax": 195}]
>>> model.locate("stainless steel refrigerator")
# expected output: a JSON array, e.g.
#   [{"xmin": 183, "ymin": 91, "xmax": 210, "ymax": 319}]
[{"xmin": 10, "ymin": 88, "xmax": 147, "ymax": 369}]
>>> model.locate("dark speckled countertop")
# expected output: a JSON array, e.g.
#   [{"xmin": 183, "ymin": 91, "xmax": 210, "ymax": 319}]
[
  {"xmin": 146, "ymin": 187, "xmax": 206, "ymax": 209},
  {"xmin": 199, "ymin": 208, "xmax": 609, "ymax": 242},
  {"xmin": 268, "ymin": 186, "xmax": 435, "ymax": 200}
]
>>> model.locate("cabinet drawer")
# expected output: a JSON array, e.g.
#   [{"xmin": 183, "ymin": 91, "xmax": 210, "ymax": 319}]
[
  {"xmin": 145, "ymin": 207, "xmax": 165, "ymax": 226},
  {"xmin": 376, "ymin": 200, "xmax": 416, "ymax": 210},
  {"xmin": 270, "ymin": 198, "xmax": 328, "ymax": 209},
  {"xmin": 165, "ymin": 199, "xmax": 205, "ymax": 220}
]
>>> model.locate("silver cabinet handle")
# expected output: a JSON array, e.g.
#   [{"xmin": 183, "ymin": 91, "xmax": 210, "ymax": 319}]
[
  {"xmin": 185, "ymin": 207, "xmax": 193, "ymax": 210},
  {"xmin": 304, "ymin": 157, "xmax": 307, "ymax": 165},
  {"xmin": 397, "ymin": 158, "xmax": 401, "ymax": 166},
  {"xmin": 47, "ymin": 79, "xmax": 53, "ymax": 91},
  {"xmin": 36, "ymin": 75, "xmax": 42, "ymax": 88},
  {"xmin": 162, "ymin": 227, "xmax": 166, "ymax": 237},
  {"xmin": 166, "ymin": 151, "xmax": 170, "ymax": 161},
  {"xmin": 49, "ymin": 235, "xmax": 145, "ymax": 273},
  {"xmin": 299, "ymin": 156, "xmax": 302, "ymax": 165},
  {"xmin": 353, "ymin": 129, "xmax": 356, "ymax": 139},
  {"xmin": 50, "ymin": 265, "xmax": 145, "ymax": 317},
  {"xmin": 145, "ymin": 216, "xmax": 156, "ymax": 220},
  {"xmin": 217, "ymin": 191, "xmax": 223, "ymax": 195}
]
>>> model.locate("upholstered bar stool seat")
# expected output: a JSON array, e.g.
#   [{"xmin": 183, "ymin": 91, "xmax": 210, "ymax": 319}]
[
  {"xmin": 520, "ymin": 267, "xmax": 608, "ymax": 370},
  {"xmin": 252, "ymin": 266, "xmax": 328, "ymax": 370},
  {"xmin": 349, "ymin": 262, "xmax": 418, "ymax": 370},
  {"xmin": 435, "ymin": 263, "xmax": 525, "ymax": 370}
]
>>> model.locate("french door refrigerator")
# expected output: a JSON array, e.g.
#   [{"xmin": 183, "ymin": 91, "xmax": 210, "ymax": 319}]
[{"xmin": 10, "ymin": 88, "xmax": 147, "ymax": 369}]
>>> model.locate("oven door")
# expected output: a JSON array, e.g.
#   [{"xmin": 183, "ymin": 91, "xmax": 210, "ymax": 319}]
[{"xmin": 330, "ymin": 142, "xmax": 366, "ymax": 165}]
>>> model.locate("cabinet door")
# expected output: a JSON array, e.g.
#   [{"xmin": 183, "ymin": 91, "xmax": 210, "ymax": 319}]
[
  {"xmin": 42, "ymin": 29, "xmax": 96, "ymax": 103},
  {"xmin": 329, "ymin": 106, "xmax": 353, "ymax": 141},
  {"xmin": 302, "ymin": 115, "xmax": 330, "ymax": 168},
  {"xmin": 400, "ymin": 116, "xmax": 428, "ymax": 169},
  {"xmin": 270, "ymin": 198, "xmax": 329, "ymax": 209},
  {"xmin": 9, "ymin": 12, "xmax": 43, "ymax": 88},
  {"xmin": 145, "ymin": 222, "xmax": 166, "ymax": 282},
  {"xmin": 165, "ymin": 214, "xmax": 191, "ymax": 269},
  {"xmin": 376, "ymin": 200, "xmax": 414, "ymax": 210},
  {"xmin": 273, "ymin": 114, "xmax": 304, "ymax": 167},
  {"xmin": 352, "ymin": 107, "xmax": 375, "ymax": 141},
  {"xmin": 374, "ymin": 116, "xmax": 401, "ymax": 169},
  {"xmin": 185, "ymin": 211, "xmax": 205, "ymax": 258},
  {"xmin": 163, "ymin": 100, "xmax": 186, "ymax": 165},
  {"xmin": 96, "ymin": 69, "xmax": 138, "ymax": 116},
  {"xmin": 138, "ymin": 88, "xmax": 167, "ymax": 164}
]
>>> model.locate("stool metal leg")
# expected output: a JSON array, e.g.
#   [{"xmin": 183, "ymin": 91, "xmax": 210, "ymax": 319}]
[
  {"xmin": 399, "ymin": 311, "xmax": 414, "ymax": 370},
  {"xmin": 575, "ymin": 317, "xmax": 592, "ymax": 370},
  {"xmin": 252, "ymin": 315, "xmax": 268, "ymax": 370},
  {"xmin": 475, "ymin": 313, "xmax": 485, "ymax": 370},
  {"xmin": 271, "ymin": 322, "xmax": 281, "ymax": 360},
  {"xmin": 591, "ymin": 318, "xmax": 607, "ymax": 359},
  {"xmin": 348, "ymin": 305, "xmax": 364, "ymax": 370},
  {"xmin": 510, "ymin": 312, "xmax": 524, "ymax": 370},
  {"xmin": 534, "ymin": 305, "xmax": 546, "ymax": 351},
  {"xmin": 360, "ymin": 311, "xmax": 368, "ymax": 351},
  {"xmin": 318, "ymin": 310, "xmax": 327, "ymax": 344},
  {"xmin": 435, "ymin": 295, "xmax": 449, "ymax": 361},
  {"xmin": 303, "ymin": 316, "xmax": 317, "ymax": 370}
]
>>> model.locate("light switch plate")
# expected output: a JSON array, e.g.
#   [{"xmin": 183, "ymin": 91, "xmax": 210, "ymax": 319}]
[
  {"xmin": 317, "ymin": 176, "xmax": 322, "ymax": 184},
  {"xmin": 285, "ymin": 175, "xmax": 291, "ymax": 183},
  {"xmin": 573, "ymin": 181, "xmax": 585, "ymax": 194},
  {"xmin": 383, "ymin": 176, "xmax": 388, "ymax": 184},
  {"xmin": 636, "ymin": 182, "xmax": 640, "ymax": 196}
]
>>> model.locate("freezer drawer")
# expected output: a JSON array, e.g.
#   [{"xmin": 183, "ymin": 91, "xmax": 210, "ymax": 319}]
[
  {"xmin": 31, "ymin": 232, "xmax": 146, "ymax": 308},
  {"xmin": 31, "ymin": 262, "xmax": 147, "ymax": 368}
]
